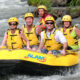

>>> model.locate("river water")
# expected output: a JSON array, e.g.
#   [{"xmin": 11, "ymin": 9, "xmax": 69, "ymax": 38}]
[{"xmin": 0, "ymin": 0, "xmax": 80, "ymax": 80}]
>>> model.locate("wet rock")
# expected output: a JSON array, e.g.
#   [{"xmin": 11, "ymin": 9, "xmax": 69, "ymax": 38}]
[
  {"xmin": 72, "ymin": 17, "xmax": 80, "ymax": 25},
  {"xmin": 27, "ymin": 5, "xmax": 80, "ymax": 20},
  {"xmin": 50, "ymin": 7, "xmax": 80, "ymax": 19},
  {"xmin": 21, "ymin": 0, "xmax": 27, "ymax": 2},
  {"xmin": 50, "ymin": 0, "xmax": 57, "ymax": 7},
  {"xmin": 50, "ymin": 0, "xmax": 71, "ymax": 6},
  {"xmin": 69, "ymin": 7, "xmax": 80, "ymax": 18},
  {"xmin": 70, "ymin": 11, "xmax": 80, "ymax": 18},
  {"xmin": 51, "ymin": 7, "xmax": 70, "ymax": 17},
  {"xmin": 56, "ymin": 17, "xmax": 62, "ymax": 27},
  {"xmin": 56, "ymin": 0, "xmax": 67, "ymax": 6}
]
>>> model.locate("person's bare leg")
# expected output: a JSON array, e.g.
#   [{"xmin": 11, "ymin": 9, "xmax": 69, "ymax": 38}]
[
  {"xmin": 47, "ymin": 51, "xmax": 52, "ymax": 54},
  {"xmin": 32, "ymin": 47, "xmax": 37, "ymax": 51}
]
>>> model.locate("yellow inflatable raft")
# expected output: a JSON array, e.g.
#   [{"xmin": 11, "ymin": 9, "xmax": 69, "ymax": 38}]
[{"xmin": 0, "ymin": 49, "xmax": 79, "ymax": 75}]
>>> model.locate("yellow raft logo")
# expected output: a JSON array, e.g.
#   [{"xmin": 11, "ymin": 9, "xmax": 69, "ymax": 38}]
[{"xmin": 24, "ymin": 53, "xmax": 46, "ymax": 62}]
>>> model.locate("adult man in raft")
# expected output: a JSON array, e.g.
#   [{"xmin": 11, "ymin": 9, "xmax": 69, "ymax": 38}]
[
  {"xmin": 60, "ymin": 15, "xmax": 80, "ymax": 50},
  {"xmin": 20, "ymin": 13, "xmax": 41, "ymax": 51},
  {"xmin": 37, "ymin": 16, "xmax": 67, "ymax": 55},
  {"xmin": 0, "ymin": 17, "xmax": 30, "ymax": 50},
  {"xmin": 37, "ymin": 5, "xmax": 57, "ymax": 30}
]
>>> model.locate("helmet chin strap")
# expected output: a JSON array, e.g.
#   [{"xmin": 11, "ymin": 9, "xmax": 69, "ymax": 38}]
[{"xmin": 53, "ymin": 25, "xmax": 55, "ymax": 28}]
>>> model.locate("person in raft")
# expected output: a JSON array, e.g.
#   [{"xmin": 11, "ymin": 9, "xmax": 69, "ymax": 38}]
[
  {"xmin": 37, "ymin": 16, "xmax": 68, "ymax": 55},
  {"xmin": 37, "ymin": 5, "xmax": 57, "ymax": 30},
  {"xmin": 60, "ymin": 15, "xmax": 80, "ymax": 51},
  {"xmin": 0, "ymin": 17, "xmax": 30, "ymax": 50},
  {"xmin": 20, "ymin": 13, "xmax": 41, "ymax": 51}
]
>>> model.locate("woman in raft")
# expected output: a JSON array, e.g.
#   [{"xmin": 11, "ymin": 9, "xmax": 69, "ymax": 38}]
[
  {"xmin": 0, "ymin": 17, "xmax": 31, "ymax": 50},
  {"xmin": 60, "ymin": 15, "xmax": 80, "ymax": 51}
]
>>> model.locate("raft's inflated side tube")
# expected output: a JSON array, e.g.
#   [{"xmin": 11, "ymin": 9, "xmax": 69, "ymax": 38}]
[{"xmin": 0, "ymin": 49, "xmax": 79, "ymax": 67}]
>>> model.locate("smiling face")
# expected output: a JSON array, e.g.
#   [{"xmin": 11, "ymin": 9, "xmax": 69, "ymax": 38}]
[
  {"xmin": 38, "ymin": 8, "xmax": 45, "ymax": 17},
  {"xmin": 25, "ymin": 17, "xmax": 33, "ymax": 26},
  {"xmin": 9, "ymin": 22, "xmax": 18, "ymax": 29},
  {"xmin": 63, "ymin": 21, "xmax": 71, "ymax": 28},
  {"xmin": 45, "ymin": 21, "xmax": 54, "ymax": 31}
]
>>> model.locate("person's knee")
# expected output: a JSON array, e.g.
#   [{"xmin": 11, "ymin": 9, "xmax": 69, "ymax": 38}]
[
  {"xmin": 41, "ymin": 49, "xmax": 48, "ymax": 54},
  {"xmin": 47, "ymin": 51, "xmax": 52, "ymax": 54},
  {"xmin": 32, "ymin": 47, "xmax": 37, "ymax": 51},
  {"xmin": 52, "ymin": 50, "xmax": 61, "ymax": 55}
]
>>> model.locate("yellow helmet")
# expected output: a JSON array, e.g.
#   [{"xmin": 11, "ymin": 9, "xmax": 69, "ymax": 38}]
[
  {"xmin": 62, "ymin": 15, "xmax": 72, "ymax": 22},
  {"xmin": 8, "ymin": 17, "xmax": 19, "ymax": 24},
  {"xmin": 45, "ymin": 16, "xmax": 57, "ymax": 28},
  {"xmin": 24, "ymin": 13, "xmax": 34, "ymax": 19},
  {"xmin": 45, "ymin": 16, "xmax": 55, "ymax": 22},
  {"xmin": 37, "ymin": 5, "xmax": 47, "ymax": 11}
]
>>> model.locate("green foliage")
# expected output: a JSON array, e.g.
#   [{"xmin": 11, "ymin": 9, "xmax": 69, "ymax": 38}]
[
  {"xmin": 28, "ymin": 0, "xmax": 52, "ymax": 12},
  {"xmin": 28, "ymin": 0, "xmax": 38, "ymax": 6},
  {"xmin": 69, "ymin": 0, "xmax": 80, "ymax": 6},
  {"xmin": 69, "ymin": 8, "xmax": 80, "ymax": 13}
]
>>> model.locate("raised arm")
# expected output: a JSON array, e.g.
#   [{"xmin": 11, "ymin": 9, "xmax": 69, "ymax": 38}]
[
  {"xmin": 35, "ymin": 26, "xmax": 42, "ymax": 35},
  {"xmin": 75, "ymin": 26, "xmax": 80, "ymax": 37}
]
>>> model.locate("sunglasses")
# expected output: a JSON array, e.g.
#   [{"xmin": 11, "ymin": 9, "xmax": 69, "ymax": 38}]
[
  {"xmin": 9, "ymin": 23, "xmax": 17, "ymax": 26},
  {"xmin": 46, "ymin": 22, "xmax": 54, "ymax": 25}
]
